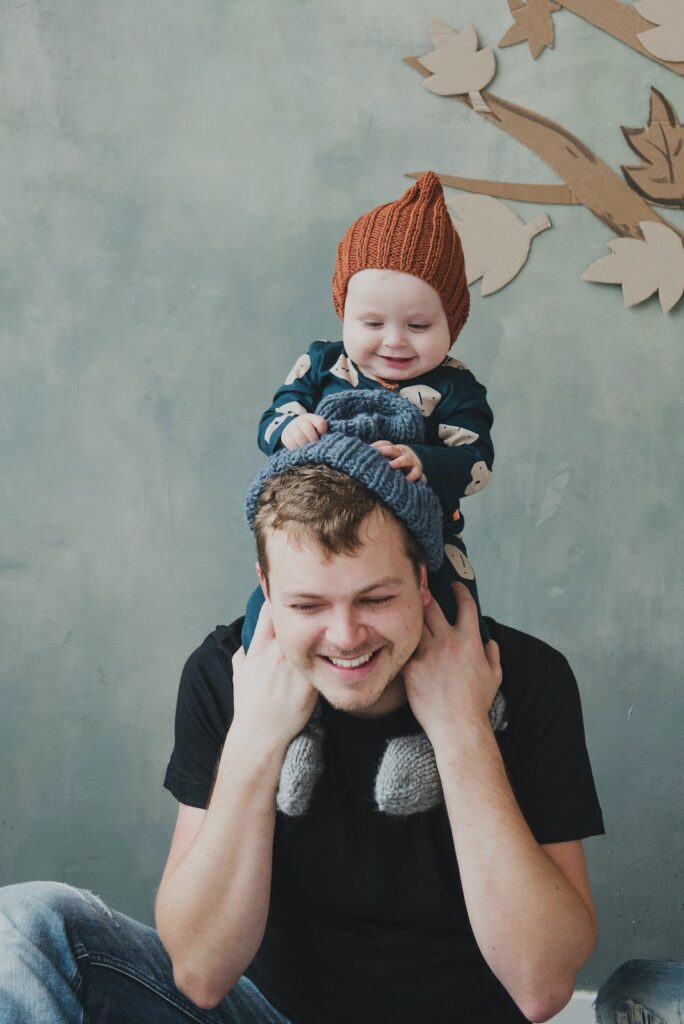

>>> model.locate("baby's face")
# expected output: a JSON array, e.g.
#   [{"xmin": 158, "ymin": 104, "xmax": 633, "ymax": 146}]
[{"xmin": 342, "ymin": 269, "xmax": 452, "ymax": 381}]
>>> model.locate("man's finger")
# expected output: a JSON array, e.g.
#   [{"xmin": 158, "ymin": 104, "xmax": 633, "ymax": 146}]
[
  {"xmin": 251, "ymin": 600, "xmax": 275, "ymax": 644},
  {"xmin": 484, "ymin": 639, "xmax": 502, "ymax": 685},
  {"xmin": 422, "ymin": 593, "xmax": 448, "ymax": 638},
  {"xmin": 451, "ymin": 582, "xmax": 480, "ymax": 632}
]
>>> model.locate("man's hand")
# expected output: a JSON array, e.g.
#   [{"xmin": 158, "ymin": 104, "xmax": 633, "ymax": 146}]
[
  {"xmin": 370, "ymin": 440, "xmax": 425, "ymax": 482},
  {"xmin": 403, "ymin": 583, "xmax": 501, "ymax": 746},
  {"xmin": 231, "ymin": 603, "xmax": 318, "ymax": 749},
  {"xmin": 281, "ymin": 413, "xmax": 328, "ymax": 449}
]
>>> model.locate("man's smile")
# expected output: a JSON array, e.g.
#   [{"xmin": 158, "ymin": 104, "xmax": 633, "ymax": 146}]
[
  {"xmin": 317, "ymin": 647, "xmax": 384, "ymax": 680},
  {"xmin": 328, "ymin": 652, "xmax": 374, "ymax": 668}
]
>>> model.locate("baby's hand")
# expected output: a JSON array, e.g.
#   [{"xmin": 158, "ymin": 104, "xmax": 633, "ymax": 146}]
[
  {"xmin": 281, "ymin": 413, "xmax": 328, "ymax": 450},
  {"xmin": 370, "ymin": 440, "xmax": 424, "ymax": 482}
]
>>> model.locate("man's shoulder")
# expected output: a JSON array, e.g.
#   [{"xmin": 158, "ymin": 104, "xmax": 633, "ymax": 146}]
[
  {"xmin": 183, "ymin": 619, "xmax": 244, "ymax": 679},
  {"xmin": 488, "ymin": 618, "xmax": 569, "ymax": 675},
  {"xmin": 486, "ymin": 617, "xmax": 580, "ymax": 722}
]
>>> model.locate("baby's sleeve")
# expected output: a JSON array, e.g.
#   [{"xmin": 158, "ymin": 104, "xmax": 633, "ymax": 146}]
[
  {"xmin": 409, "ymin": 366, "xmax": 494, "ymax": 512},
  {"xmin": 257, "ymin": 343, "xmax": 324, "ymax": 455}
]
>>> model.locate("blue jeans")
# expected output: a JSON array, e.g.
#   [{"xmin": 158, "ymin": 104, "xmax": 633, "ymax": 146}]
[
  {"xmin": 595, "ymin": 959, "xmax": 684, "ymax": 1023},
  {"xmin": 0, "ymin": 881, "xmax": 292, "ymax": 1024},
  {"xmin": 2, "ymin": 882, "xmax": 682, "ymax": 1023}
]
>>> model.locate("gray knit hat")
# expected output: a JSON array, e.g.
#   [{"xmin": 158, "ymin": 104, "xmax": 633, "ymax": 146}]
[{"xmin": 245, "ymin": 390, "xmax": 444, "ymax": 571}]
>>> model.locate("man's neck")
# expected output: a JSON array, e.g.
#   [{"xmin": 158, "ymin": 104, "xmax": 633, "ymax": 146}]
[{"xmin": 349, "ymin": 674, "xmax": 407, "ymax": 718}]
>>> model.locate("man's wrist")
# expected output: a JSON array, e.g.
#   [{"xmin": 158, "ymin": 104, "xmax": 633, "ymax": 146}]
[
  {"xmin": 217, "ymin": 719, "xmax": 288, "ymax": 787},
  {"xmin": 428, "ymin": 709, "xmax": 497, "ymax": 764}
]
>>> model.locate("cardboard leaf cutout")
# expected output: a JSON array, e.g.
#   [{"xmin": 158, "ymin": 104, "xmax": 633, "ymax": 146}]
[
  {"xmin": 429, "ymin": 17, "xmax": 460, "ymax": 48},
  {"xmin": 499, "ymin": 0, "xmax": 561, "ymax": 59},
  {"xmin": 582, "ymin": 221, "xmax": 684, "ymax": 311},
  {"xmin": 621, "ymin": 88, "xmax": 684, "ymax": 208},
  {"xmin": 635, "ymin": 0, "xmax": 684, "ymax": 62},
  {"xmin": 420, "ymin": 22, "xmax": 496, "ymax": 111},
  {"xmin": 447, "ymin": 194, "xmax": 551, "ymax": 295}
]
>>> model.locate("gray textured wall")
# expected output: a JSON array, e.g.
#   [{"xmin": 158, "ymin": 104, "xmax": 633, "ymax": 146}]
[{"xmin": 1, "ymin": 0, "xmax": 682, "ymax": 990}]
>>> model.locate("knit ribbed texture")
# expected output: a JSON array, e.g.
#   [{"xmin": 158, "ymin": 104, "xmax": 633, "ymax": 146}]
[
  {"xmin": 245, "ymin": 393, "xmax": 445, "ymax": 571},
  {"xmin": 332, "ymin": 172, "xmax": 470, "ymax": 343},
  {"xmin": 374, "ymin": 691, "xmax": 508, "ymax": 817},
  {"xmin": 316, "ymin": 387, "xmax": 424, "ymax": 445},
  {"xmin": 276, "ymin": 720, "xmax": 325, "ymax": 816},
  {"xmin": 375, "ymin": 733, "xmax": 444, "ymax": 816}
]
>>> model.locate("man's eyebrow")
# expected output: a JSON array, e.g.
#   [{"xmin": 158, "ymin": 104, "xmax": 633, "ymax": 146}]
[
  {"xmin": 357, "ymin": 577, "xmax": 404, "ymax": 594},
  {"xmin": 282, "ymin": 577, "xmax": 404, "ymax": 599}
]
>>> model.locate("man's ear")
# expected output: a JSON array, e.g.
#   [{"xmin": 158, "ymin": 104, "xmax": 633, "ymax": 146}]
[
  {"xmin": 419, "ymin": 564, "xmax": 430, "ymax": 607},
  {"xmin": 256, "ymin": 562, "xmax": 270, "ymax": 602}
]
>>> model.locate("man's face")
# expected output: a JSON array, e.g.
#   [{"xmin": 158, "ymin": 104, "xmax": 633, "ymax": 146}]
[{"xmin": 258, "ymin": 508, "xmax": 430, "ymax": 717}]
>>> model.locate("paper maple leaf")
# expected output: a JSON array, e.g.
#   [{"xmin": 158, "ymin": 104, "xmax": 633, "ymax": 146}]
[
  {"xmin": 447, "ymin": 195, "xmax": 551, "ymax": 296},
  {"xmin": 498, "ymin": 0, "xmax": 561, "ymax": 60},
  {"xmin": 581, "ymin": 221, "xmax": 684, "ymax": 313},
  {"xmin": 621, "ymin": 88, "xmax": 684, "ymax": 208},
  {"xmin": 634, "ymin": 0, "xmax": 684, "ymax": 62},
  {"xmin": 420, "ymin": 21, "xmax": 496, "ymax": 112}
]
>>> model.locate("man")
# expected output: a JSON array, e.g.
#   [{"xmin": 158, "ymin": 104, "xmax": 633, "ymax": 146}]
[
  {"xmin": 0, "ymin": 462, "xmax": 603, "ymax": 1024},
  {"xmin": 158, "ymin": 454, "xmax": 604, "ymax": 1024}
]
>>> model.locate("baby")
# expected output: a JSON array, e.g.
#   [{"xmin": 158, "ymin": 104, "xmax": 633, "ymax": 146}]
[
  {"xmin": 243, "ymin": 171, "xmax": 494, "ymax": 651},
  {"xmin": 242, "ymin": 172, "xmax": 502, "ymax": 819}
]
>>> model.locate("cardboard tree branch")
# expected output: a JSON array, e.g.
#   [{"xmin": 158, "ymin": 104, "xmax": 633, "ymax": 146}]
[
  {"xmin": 407, "ymin": 173, "xmax": 577, "ymax": 204},
  {"xmin": 406, "ymin": 24, "xmax": 684, "ymax": 310},
  {"xmin": 404, "ymin": 51, "xmax": 684, "ymax": 242},
  {"xmin": 410, "ymin": 86, "xmax": 684, "ymax": 211},
  {"xmin": 499, "ymin": 0, "xmax": 684, "ymax": 73}
]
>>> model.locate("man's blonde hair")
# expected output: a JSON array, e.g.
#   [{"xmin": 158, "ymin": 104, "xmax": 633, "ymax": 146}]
[{"xmin": 254, "ymin": 465, "xmax": 424, "ymax": 582}]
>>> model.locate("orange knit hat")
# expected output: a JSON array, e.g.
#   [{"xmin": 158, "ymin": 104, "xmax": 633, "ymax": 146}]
[{"xmin": 332, "ymin": 172, "xmax": 470, "ymax": 343}]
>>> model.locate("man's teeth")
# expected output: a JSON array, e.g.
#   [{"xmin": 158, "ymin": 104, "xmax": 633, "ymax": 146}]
[{"xmin": 328, "ymin": 652, "xmax": 375, "ymax": 668}]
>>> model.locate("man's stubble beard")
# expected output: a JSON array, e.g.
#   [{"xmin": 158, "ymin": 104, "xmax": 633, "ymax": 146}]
[{"xmin": 299, "ymin": 637, "xmax": 416, "ymax": 714}]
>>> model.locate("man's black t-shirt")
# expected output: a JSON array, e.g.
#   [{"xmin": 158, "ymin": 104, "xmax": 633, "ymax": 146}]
[{"xmin": 164, "ymin": 617, "xmax": 604, "ymax": 1024}]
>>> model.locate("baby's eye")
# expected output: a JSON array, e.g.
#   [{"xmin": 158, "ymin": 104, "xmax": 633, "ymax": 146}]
[
  {"xmin": 363, "ymin": 320, "xmax": 383, "ymax": 328},
  {"xmin": 409, "ymin": 322, "xmax": 430, "ymax": 331}
]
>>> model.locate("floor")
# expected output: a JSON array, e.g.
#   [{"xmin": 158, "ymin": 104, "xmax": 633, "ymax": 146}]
[{"xmin": 551, "ymin": 992, "xmax": 596, "ymax": 1022}]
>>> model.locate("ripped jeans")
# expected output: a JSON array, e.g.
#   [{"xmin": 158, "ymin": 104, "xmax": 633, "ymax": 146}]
[
  {"xmin": 595, "ymin": 960, "xmax": 684, "ymax": 1024},
  {"xmin": 1, "ymin": 882, "xmax": 683, "ymax": 1024},
  {"xmin": 0, "ymin": 881, "xmax": 292, "ymax": 1024}
]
